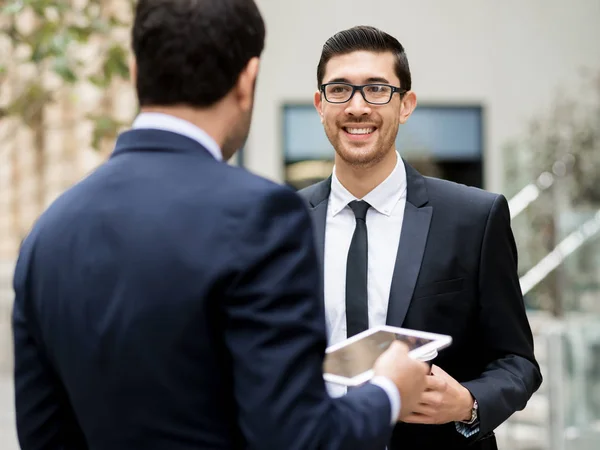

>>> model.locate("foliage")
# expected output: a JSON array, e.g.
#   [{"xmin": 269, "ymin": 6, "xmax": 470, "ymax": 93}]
[
  {"xmin": 524, "ymin": 72, "xmax": 600, "ymax": 205},
  {"xmin": 1, "ymin": 0, "xmax": 134, "ymax": 149},
  {"xmin": 504, "ymin": 71, "xmax": 600, "ymax": 315}
]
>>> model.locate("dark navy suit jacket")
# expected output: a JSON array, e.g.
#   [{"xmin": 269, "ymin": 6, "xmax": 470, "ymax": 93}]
[
  {"xmin": 299, "ymin": 165, "xmax": 543, "ymax": 450},
  {"xmin": 13, "ymin": 128, "xmax": 395, "ymax": 450}
]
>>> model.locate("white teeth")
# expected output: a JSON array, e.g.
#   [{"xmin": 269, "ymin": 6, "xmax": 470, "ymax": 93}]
[{"xmin": 346, "ymin": 127, "xmax": 375, "ymax": 135}]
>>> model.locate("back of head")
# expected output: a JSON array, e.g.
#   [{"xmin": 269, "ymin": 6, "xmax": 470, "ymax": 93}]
[
  {"xmin": 132, "ymin": 0, "xmax": 266, "ymax": 108},
  {"xmin": 316, "ymin": 25, "xmax": 411, "ymax": 91}
]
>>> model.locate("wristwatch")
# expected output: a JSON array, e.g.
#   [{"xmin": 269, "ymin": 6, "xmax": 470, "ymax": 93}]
[{"xmin": 462, "ymin": 399, "xmax": 479, "ymax": 425}]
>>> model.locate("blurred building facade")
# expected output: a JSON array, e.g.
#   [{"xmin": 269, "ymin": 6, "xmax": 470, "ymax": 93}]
[{"xmin": 245, "ymin": 0, "xmax": 600, "ymax": 193}]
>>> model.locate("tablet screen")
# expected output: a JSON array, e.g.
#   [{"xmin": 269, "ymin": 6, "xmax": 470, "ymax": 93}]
[{"xmin": 324, "ymin": 330, "xmax": 436, "ymax": 378}]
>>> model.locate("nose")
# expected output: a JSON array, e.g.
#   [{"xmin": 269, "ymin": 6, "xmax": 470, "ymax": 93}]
[{"xmin": 344, "ymin": 90, "xmax": 371, "ymax": 116}]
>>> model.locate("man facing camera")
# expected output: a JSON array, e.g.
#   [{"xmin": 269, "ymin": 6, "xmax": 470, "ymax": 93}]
[
  {"xmin": 299, "ymin": 26, "xmax": 543, "ymax": 450},
  {"xmin": 12, "ymin": 4, "xmax": 429, "ymax": 450}
]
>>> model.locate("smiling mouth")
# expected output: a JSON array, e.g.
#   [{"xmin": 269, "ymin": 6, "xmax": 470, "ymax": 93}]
[{"xmin": 343, "ymin": 127, "xmax": 376, "ymax": 135}]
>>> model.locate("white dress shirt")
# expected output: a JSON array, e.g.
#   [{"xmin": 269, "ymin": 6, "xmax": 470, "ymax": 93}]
[
  {"xmin": 325, "ymin": 152, "xmax": 406, "ymax": 404},
  {"xmin": 131, "ymin": 112, "xmax": 223, "ymax": 161}
]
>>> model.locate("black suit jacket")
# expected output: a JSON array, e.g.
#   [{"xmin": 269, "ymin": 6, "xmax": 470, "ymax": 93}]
[
  {"xmin": 299, "ymin": 162, "xmax": 543, "ymax": 450},
  {"xmin": 12, "ymin": 129, "xmax": 396, "ymax": 450}
]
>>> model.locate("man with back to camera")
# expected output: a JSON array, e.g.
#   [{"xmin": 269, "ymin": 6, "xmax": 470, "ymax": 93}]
[
  {"xmin": 11, "ymin": 3, "xmax": 431, "ymax": 450},
  {"xmin": 298, "ymin": 26, "xmax": 543, "ymax": 450}
]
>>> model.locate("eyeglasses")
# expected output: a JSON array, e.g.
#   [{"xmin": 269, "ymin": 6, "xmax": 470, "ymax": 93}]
[{"xmin": 320, "ymin": 82, "xmax": 406, "ymax": 105}]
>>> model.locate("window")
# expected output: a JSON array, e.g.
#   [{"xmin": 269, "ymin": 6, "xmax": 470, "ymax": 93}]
[{"xmin": 283, "ymin": 103, "xmax": 484, "ymax": 188}]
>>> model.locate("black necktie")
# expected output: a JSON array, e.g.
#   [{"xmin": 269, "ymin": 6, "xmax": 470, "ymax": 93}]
[{"xmin": 346, "ymin": 200, "xmax": 371, "ymax": 338}]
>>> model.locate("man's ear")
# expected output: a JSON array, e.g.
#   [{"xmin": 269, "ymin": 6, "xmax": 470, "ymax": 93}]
[
  {"xmin": 235, "ymin": 57, "xmax": 260, "ymax": 111},
  {"xmin": 128, "ymin": 54, "xmax": 137, "ymax": 87},
  {"xmin": 399, "ymin": 91, "xmax": 417, "ymax": 124},
  {"xmin": 314, "ymin": 90, "xmax": 324, "ymax": 124}
]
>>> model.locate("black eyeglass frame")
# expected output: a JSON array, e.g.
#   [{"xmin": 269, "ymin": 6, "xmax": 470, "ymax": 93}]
[{"xmin": 320, "ymin": 82, "xmax": 407, "ymax": 105}]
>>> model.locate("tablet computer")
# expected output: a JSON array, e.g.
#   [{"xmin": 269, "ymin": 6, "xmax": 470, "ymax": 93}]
[{"xmin": 323, "ymin": 325, "xmax": 452, "ymax": 387}]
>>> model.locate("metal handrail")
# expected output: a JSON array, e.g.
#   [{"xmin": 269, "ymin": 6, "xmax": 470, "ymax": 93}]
[
  {"xmin": 508, "ymin": 154, "xmax": 575, "ymax": 220},
  {"xmin": 519, "ymin": 210, "xmax": 600, "ymax": 295}
]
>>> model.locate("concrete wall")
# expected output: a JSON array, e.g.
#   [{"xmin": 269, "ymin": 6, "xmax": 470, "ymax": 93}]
[{"xmin": 247, "ymin": 0, "xmax": 600, "ymax": 193}]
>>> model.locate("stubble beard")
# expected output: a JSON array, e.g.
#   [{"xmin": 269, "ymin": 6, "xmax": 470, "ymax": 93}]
[{"xmin": 326, "ymin": 123, "xmax": 393, "ymax": 169}]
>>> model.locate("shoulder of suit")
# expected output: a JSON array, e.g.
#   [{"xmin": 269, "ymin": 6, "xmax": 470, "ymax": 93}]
[
  {"xmin": 297, "ymin": 181, "xmax": 324, "ymax": 200},
  {"xmin": 296, "ymin": 179, "xmax": 330, "ymax": 207},
  {"xmin": 423, "ymin": 176, "xmax": 503, "ymax": 210},
  {"xmin": 223, "ymin": 164, "xmax": 301, "ymax": 204},
  {"xmin": 221, "ymin": 166, "xmax": 315, "ymax": 226}
]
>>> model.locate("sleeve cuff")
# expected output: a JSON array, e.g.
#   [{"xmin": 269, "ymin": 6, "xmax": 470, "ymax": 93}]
[
  {"xmin": 370, "ymin": 376, "xmax": 400, "ymax": 425},
  {"xmin": 455, "ymin": 420, "xmax": 480, "ymax": 438}
]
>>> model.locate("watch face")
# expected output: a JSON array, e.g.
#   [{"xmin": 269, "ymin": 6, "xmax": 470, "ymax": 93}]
[{"xmin": 469, "ymin": 400, "xmax": 478, "ymax": 423}]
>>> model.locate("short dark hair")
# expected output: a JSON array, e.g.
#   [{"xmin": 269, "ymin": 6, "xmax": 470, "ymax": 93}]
[
  {"xmin": 132, "ymin": 0, "xmax": 265, "ymax": 108},
  {"xmin": 316, "ymin": 26, "xmax": 411, "ymax": 91}
]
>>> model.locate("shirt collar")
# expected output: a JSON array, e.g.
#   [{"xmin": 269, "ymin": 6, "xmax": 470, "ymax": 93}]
[
  {"xmin": 131, "ymin": 112, "xmax": 223, "ymax": 161},
  {"xmin": 329, "ymin": 151, "xmax": 407, "ymax": 217}
]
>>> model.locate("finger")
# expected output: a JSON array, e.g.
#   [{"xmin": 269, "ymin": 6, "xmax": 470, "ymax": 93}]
[
  {"xmin": 418, "ymin": 392, "xmax": 441, "ymax": 407},
  {"xmin": 402, "ymin": 413, "xmax": 435, "ymax": 424},
  {"xmin": 425, "ymin": 374, "xmax": 446, "ymax": 391},
  {"xmin": 413, "ymin": 404, "xmax": 438, "ymax": 416},
  {"xmin": 417, "ymin": 360, "xmax": 430, "ymax": 374},
  {"xmin": 430, "ymin": 364, "xmax": 448, "ymax": 376},
  {"xmin": 389, "ymin": 340, "xmax": 409, "ymax": 355}
]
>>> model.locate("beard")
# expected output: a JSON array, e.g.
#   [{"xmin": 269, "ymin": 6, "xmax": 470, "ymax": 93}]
[
  {"xmin": 323, "ymin": 118, "xmax": 398, "ymax": 168},
  {"xmin": 335, "ymin": 141, "xmax": 389, "ymax": 168}
]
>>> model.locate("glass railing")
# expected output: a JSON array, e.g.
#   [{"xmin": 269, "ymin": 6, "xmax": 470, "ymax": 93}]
[{"xmin": 502, "ymin": 167, "xmax": 600, "ymax": 449}]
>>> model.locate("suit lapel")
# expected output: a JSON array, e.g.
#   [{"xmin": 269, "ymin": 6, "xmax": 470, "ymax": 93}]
[
  {"xmin": 301, "ymin": 167, "xmax": 432, "ymax": 328},
  {"xmin": 303, "ymin": 178, "xmax": 331, "ymax": 274},
  {"xmin": 386, "ymin": 162, "xmax": 433, "ymax": 327}
]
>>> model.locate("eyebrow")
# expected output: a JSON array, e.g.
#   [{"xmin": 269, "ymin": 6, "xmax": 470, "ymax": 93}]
[{"xmin": 327, "ymin": 76, "xmax": 391, "ymax": 84}]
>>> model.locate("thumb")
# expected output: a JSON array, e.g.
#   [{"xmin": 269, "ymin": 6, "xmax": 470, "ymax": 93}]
[
  {"xmin": 389, "ymin": 340, "xmax": 409, "ymax": 355},
  {"xmin": 430, "ymin": 364, "xmax": 448, "ymax": 377}
]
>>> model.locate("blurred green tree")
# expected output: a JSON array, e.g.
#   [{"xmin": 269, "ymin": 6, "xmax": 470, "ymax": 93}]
[
  {"xmin": 0, "ymin": 0, "xmax": 134, "ymax": 212},
  {"xmin": 504, "ymin": 71, "xmax": 600, "ymax": 316},
  {"xmin": 0, "ymin": 0, "xmax": 133, "ymax": 149}
]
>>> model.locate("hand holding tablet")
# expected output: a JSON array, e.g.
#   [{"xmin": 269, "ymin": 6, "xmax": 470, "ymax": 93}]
[{"xmin": 323, "ymin": 325, "xmax": 452, "ymax": 387}]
